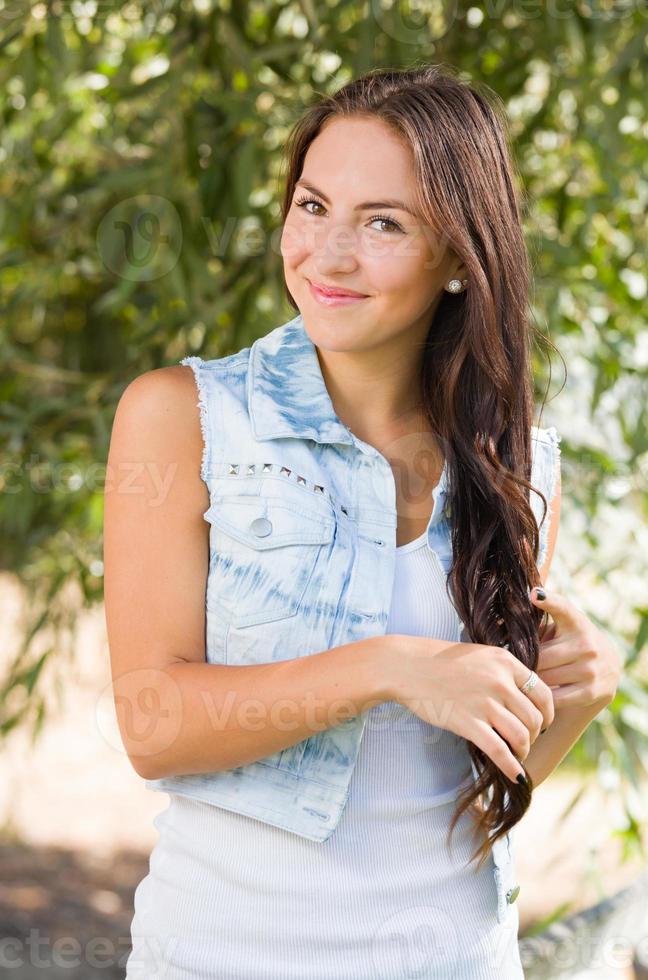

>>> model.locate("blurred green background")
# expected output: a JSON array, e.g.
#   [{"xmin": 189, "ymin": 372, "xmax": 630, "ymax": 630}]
[{"xmin": 1, "ymin": 0, "xmax": 647, "ymax": 880}]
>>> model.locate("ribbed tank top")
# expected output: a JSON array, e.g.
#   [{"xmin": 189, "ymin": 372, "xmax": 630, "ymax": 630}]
[{"xmin": 125, "ymin": 533, "xmax": 524, "ymax": 979}]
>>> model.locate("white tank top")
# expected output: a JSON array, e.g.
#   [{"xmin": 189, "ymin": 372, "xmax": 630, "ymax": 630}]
[{"xmin": 125, "ymin": 535, "xmax": 524, "ymax": 980}]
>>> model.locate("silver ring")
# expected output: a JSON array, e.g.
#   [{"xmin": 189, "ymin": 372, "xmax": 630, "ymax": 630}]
[{"xmin": 519, "ymin": 670, "xmax": 539, "ymax": 694}]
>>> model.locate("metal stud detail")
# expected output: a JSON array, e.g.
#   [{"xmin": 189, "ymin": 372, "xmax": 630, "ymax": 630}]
[{"xmin": 223, "ymin": 463, "xmax": 332, "ymax": 504}]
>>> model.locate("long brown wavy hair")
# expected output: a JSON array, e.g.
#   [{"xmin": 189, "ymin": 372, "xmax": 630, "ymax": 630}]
[{"xmin": 278, "ymin": 63, "xmax": 557, "ymax": 868}]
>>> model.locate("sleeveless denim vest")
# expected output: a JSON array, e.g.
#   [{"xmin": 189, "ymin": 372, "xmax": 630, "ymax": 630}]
[{"xmin": 145, "ymin": 312, "xmax": 561, "ymax": 925}]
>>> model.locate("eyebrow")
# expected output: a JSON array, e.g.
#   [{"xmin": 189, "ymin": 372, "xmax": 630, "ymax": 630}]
[{"xmin": 295, "ymin": 180, "xmax": 418, "ymax": 218}]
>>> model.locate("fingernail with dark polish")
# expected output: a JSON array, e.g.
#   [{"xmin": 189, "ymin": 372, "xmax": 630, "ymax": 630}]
[
  {"xmin": 516, "ymin": 773, "xmax": 528, "ymax": 786},
  {"xmin": 535, "ymin": 587, "xmax": 546, "ymax": 601}
]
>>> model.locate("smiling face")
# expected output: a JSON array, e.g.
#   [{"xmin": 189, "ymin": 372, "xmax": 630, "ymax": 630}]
[{"xmin": 280, "ymin": 115, "xmax": 467, "ymax": 355}]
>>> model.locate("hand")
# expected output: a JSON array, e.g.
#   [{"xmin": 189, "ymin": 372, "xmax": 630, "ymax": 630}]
[
  {"xmin": 387, "ymin": 635, "xmax": 555, "ymax": 785},
  {"xmin": 530, "ymin": 586, "xmax": 622, "ymax": 710}
]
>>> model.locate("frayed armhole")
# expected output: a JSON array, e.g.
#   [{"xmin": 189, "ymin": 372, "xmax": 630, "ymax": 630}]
[
  {"xmin": 180, "ymin": 356, "xmax": 210, "ymax": 484},
  {"xmin": 536, "ymin": 425, "xmax": 562, "ymax": 570}
]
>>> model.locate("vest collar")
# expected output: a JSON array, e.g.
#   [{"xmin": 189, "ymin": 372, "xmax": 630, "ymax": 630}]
[
  {"xmin": 248, "ymin": 312, "xmax": 449, "ymax": 518},
  {"xmin": 248, "ymin": 313, "xmax": 358, "ymax": 446}
]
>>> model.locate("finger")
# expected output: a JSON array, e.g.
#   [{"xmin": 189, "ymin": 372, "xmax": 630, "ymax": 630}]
[
  {"xmin": 529, "ymin": 586, "xmax": 586, "ymax": 633},
  {"xmin": 551, "ymin": 683, "xmax": 594, "ymax": 709},
  {"xmin": 497, "ymin": 691, "xmax": 545, "ymax": 747},
  {"xmin": 538, "ymin": 631, "xmax": 581, "ymax": 655},
  {"xmin": 536, "ymin": 644, "xmax": 561, "ymax": 668},
  {"xmin": 537, "ymin": 638, "xmax": 585, "ymax": 685},
  {"xmin": 472, "ymin": 719, "xmax": 527, "ymax": 784},
  {"xmin": 538, "ymin": 664, "xmax": 584, "ymax": 687},
  {"xmin": 539, "ymin": 621, "xmax": 557, "ymax": 643},
  {"xmin": 537, "ymin": 638, "xmax": 580, "ymax": 669},
  {"xmin": 538, "ymin": 633, "xmax": 567, "ymax": 653},
  {"xmin": 513, "ymin": 664, "xmax": 555, "ymax": 730},
  {"xmin": 488, "ymin": 701, "xmax": 542, "ymax": 760}
]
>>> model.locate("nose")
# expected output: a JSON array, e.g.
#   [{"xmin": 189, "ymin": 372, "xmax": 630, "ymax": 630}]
[{"xmin": 311, "ymin": 224, "xmax": 361, "ymax": 277}]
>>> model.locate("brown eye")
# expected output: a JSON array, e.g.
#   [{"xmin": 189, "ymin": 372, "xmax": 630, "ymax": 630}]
[
  {"xmin": 294, "ymin": 196, "xmax": 325, "ymax": 215},
  {"xmin": 294, "ymin": 196, "xmax": 404, "ymax": 234}
]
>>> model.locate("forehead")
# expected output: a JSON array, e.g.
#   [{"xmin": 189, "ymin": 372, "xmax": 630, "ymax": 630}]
[{"xmin": 302, "ymin": 116, "xmax": 416, "ymax": 194}]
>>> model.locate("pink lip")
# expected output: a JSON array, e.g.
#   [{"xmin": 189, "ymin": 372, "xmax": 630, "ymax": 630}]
[{"xmin": 307, "ymin": 280, "xmax": 369, "ymax": 305}]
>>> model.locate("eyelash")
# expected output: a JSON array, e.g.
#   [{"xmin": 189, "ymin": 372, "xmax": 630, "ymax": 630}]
[{"xmin": 293, "ymin": 195, "xmax": 405, "ymax": 234}]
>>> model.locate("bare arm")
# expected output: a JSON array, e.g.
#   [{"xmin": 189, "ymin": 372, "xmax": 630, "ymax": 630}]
[
  {"xmin": 123, "ymin": 636, "xmax": 402, "ymax": 779},
  {"xmin": 103, "ymin": 366, "xmax": 407, "ymax": 780}
]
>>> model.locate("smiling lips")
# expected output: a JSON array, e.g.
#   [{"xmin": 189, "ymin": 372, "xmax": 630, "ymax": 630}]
[{"xmin": 308, "ymin": 280, "xmax": 369, "ymax": 305}]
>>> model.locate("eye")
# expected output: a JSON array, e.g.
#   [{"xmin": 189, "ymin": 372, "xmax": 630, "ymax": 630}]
[
  {"xmin": 294, "ymin": 196, "xmax": 326, "ymax": 217},
  {"xmin": 293, "ymin": 195, "xmax": 404, "ymax": 234},
  {"xmin": 369, "ymin": 214, "xmax": 403, "ymax": 234}
]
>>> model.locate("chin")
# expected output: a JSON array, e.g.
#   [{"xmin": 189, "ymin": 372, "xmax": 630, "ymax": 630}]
[{"xmin": 299, "ymin": 314, "xmax": 372, "ymax": 354}]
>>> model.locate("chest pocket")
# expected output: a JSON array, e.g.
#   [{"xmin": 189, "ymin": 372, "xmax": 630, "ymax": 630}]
[{"xmin": 204, "ymin": 493, "xmax": 336, "ymax": 630}]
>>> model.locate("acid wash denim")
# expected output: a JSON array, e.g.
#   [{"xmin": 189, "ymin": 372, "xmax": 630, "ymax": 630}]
[{"xmin": 144, "ymin": 312, "xmax": 562, "ymax": 926}]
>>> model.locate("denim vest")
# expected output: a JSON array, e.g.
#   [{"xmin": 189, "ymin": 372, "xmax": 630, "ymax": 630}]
[{"xmin": 145, "ymin": 312, "xmax": 561, "ymax": 924}]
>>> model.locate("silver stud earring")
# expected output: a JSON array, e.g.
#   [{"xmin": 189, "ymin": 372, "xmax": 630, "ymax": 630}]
[{"xmin": 446, "ymin": 278, "xmax": 468, "ymax": 293}]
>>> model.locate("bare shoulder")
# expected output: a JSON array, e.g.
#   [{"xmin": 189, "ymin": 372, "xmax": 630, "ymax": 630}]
[
  {"xmin": 115, "ymin": 365, "xmax": 202, "ymax": 435},
  {"xmin": 107, "ymin": 365, "xmax": 208, "ymax": 518}
]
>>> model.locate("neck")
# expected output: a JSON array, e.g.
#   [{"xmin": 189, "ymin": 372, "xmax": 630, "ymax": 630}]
[{"xmin": 315, "ymin": 339, "xmax": 427, "ymax": 442}]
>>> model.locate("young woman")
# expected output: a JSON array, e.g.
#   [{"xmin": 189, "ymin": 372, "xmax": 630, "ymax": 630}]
[{"xmin": 105, "ymin": 64, "xmax": 620, "ymax": 979}]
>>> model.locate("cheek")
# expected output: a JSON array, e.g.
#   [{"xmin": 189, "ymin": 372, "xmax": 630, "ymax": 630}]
[
  {"xmin": 366, "ymin": 251, "xmax": 431, "ymax": 295},
  {"xmin": 280, "ymin": 219, "xmax": 310, "ymax": 267}
]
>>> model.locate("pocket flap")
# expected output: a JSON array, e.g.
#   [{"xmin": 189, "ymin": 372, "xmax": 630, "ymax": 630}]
[{"xmin": 203, "ymin": 497, "xmax": 335, "ymax": 550}]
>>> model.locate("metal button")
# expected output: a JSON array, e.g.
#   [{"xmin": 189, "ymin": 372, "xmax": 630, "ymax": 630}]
[
  {"xmin": 506, "ymin": 885, "xmax": 520, "ymax": 904},
  {"xmin": 249, "ymin": 517, "xmax": 272, "ymax": 537}
]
